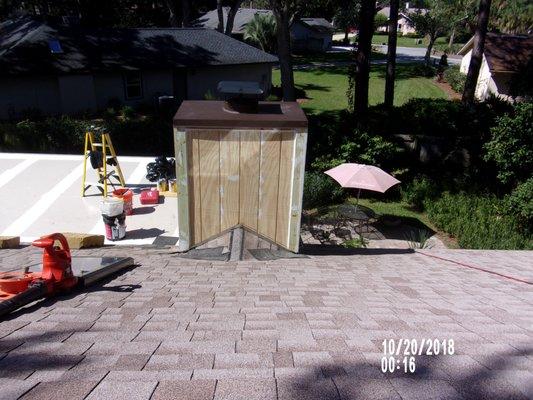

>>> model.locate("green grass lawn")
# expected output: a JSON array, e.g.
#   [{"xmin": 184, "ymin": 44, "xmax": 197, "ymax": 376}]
[
  {"xmin": 272, "ymin": 63, "xmax": 447, "ymax": 113},
  {"xmin": 354, "ymin": 198, "xmax": 435, "ymax": 230},
  {"xmin": 371, "ymin": 34, "xmax": 449, "ymax": 48}
]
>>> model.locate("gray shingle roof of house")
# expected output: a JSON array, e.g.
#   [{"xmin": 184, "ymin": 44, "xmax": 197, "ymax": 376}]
[
  {"xmin": 0, "ymin": 18, "xmax": 278, "ymax": 76},
  {"xmin": 458, "ymin": 33, "xmax": 533, "ymax": 73},
  {"xmin": 194, "ymin": 8, "xmax": 272, "ymax": 35},
  {"xmin": 195, "ymin": 9, "xmax": 333, "ymax": 35},
  {"xmin": 298, "ymin": 18, "xmax": 334, "ymax": 33}
]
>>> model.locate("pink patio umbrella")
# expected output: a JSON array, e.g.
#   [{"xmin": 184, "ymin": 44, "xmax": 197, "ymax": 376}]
[{"xmin": 324, "ymin": 163, "xmax": 400, "ymax": 210}]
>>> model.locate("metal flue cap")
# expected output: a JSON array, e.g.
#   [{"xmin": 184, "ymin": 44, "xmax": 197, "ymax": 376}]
[
  {"xmin": 218, "ymin": 81, "xmax": 265, "ymax": 114},
  {"xmin": 217, "ymin": 81, "xmax": 264, "ymax": 98}
]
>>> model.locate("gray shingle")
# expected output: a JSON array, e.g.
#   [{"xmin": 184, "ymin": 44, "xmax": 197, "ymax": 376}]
[{"xmin": 0, "ymin": 17, "xmax": 278, "ymax": 76}]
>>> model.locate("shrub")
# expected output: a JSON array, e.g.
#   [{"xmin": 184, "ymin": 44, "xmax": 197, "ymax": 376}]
[
  {"xmin": 302, "ymin": 171, "xmax": 346, "ymax": 210},
  {"xmin": 0, "ymin": 116, "xmax": 87, "ymax": 153},
  {"xmin": 484, "ymin": 102, "xmax": 533, "ymax": 185},
  {"xmin": 443, "ymin": 66, "xmax": 466, "ymax": 93},
  {"xmin": 0, "ymin": 114, "xmax": 174, "ymax": 156},
  {"xmin": 311, "ymin": 129, "xmax": 400, "ymax": 171},
  {"xmin": 120, "ymin": 106, "xmax": 135, "ymax": 120},
  {"xmin": 426, "ymin": 192, "xmax": 532, "ymax": 249},
  {"xmin": 504, "ymin": 178, "xmax": 533, "ymax": 234},
  {"xmin": 401, "ymin": 176, "xmax": 439, "ymax": 210}
]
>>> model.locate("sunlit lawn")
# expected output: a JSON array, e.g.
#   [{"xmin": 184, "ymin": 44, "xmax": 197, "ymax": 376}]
[
  {"xmin": 371, "ymin": 34, "xmax": 449, "ymax": 48},
  {"xmin": 272, "ymin": 63, "xmax": 447, "ymax": 113}
]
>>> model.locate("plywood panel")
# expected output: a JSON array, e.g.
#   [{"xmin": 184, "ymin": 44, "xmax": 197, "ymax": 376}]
[
  {"xmin": 220, "ymin": 130, "xmax": 240, "ymax": 231},
  {"xmin": 239, "ymin": 131, "xmax": 261, "ymax": 231},
  {"xmin": 189, "ymin": 131, "xmax": 202, "ymax": 245},
  {"xmin": 198, "ymin": 131, "xmax": 220, "ymax": 241},
  {"xmin": 275, "ymin": 131, "xmax": 295, "ymax": 247},
  {"xmin": 258, "ymin": 130, "xmax": 281, "ymax": 241}
]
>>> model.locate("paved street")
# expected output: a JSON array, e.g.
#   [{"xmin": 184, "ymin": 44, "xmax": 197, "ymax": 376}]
[
  {"xmin": 0, "ymin": 245, "xmax": 532, "ymax": 399},
  {"xmin": 374, "ymin": 45, "xmax": 463, "ymax": 65}
]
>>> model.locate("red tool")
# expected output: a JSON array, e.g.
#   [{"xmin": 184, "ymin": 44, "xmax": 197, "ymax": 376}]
[
  {"xmin": 140, "ymin": 188, "xmax": 159, "ymax": 205},
  {"xmin": 0, "ymin": 233, "xmax": 78, "ymax": 304}
]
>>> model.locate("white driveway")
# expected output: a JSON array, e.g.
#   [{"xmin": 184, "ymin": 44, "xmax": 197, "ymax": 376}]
[{"xmin": 0, "ymin": 152, "xmax": 178, "ymax": 245}]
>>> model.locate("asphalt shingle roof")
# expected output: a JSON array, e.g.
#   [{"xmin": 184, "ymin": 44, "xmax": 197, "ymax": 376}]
[
  {"xmin": 0, "ymin": 18, "xmax": 278, "ymax": 76},
  {"xmin": 298, "ymin": 18, "xmax": 334, "ymax": 33}
]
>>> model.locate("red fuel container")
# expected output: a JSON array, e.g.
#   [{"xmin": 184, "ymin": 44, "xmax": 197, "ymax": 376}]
[{"xmin": 140, "ymin": 189, "xmax": 159, "ymax": 205}]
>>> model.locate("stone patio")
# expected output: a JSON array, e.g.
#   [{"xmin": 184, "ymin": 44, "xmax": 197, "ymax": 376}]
[{"xmin": 0, "ymin": 245, "xmax": 532, "ymax": 399}]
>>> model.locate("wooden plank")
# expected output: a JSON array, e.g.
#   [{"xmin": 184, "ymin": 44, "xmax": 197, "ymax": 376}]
[
  {"xmin": 189, "ymin": 130, "xmax": 202, "ymax": 246},
  {"xmin": 239, "ymin": 130, "xmax": 261, "ymax": 231},
  {"xmin": 198, "ymin": 130, "xmax": 221, "ymax": 241},
  {"xmin": 220, "ymin": 130, "xmax": 240, "ymax": 231},
  {"xmin": 174, "ymin": 128, "xmax": 190, "ymax": 251},
  {"xmin": 288, "ymin": 129, "xmax": 308, "ymax": 252},
  {"xmin": 257, "ymin": 130, "xmax": 281, "ymax": 241},
  {"xmin": 275, "ymin": 131, "xmax": 295, "ymax": 248}
]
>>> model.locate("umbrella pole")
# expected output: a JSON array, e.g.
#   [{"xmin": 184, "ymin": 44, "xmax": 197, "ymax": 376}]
[{"xmin": 354, "ymin": 188, "xmax": 361, "ymax": 213}]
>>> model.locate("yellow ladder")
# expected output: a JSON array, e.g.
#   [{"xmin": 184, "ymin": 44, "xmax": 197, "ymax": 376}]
[{"xmin": 81, "ymin": 130, "xmax": 125, "ymax": 197}]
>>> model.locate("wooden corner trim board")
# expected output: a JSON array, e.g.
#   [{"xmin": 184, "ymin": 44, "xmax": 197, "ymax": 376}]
[
  {"xmin": 288, "ymin": 129, "xmax": 308, "ymax": 252},
  {"xmin": 174, "ymin": 128, "xmax": 190, "ymax": 251}
]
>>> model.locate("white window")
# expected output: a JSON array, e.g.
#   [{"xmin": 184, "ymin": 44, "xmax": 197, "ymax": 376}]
[{"xmin": 123, "ymin": 71, "xmax": 143, "ymax": 99}]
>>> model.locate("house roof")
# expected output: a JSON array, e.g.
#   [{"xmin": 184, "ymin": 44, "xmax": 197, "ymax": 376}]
[
  {"xmin": 195, "ymin": 8, "xmax": 333, "ymax": 35},
  {"xmin": 458, "ymin": 33, "xmax": 533, "ymax": 73},
  {"xmin": 298, "ymin": 18, "xmax": 334, "ymax": 33},
  {"xmin": 0, "ymin": 17, "xmax": 278, "ymax": 76},
  {"xmin": 194, "ymin": 8, "xmax": 272, "ymax": 35}
]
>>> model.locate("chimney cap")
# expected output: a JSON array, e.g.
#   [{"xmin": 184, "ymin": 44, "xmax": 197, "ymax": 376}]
[{"xmin": 217, "ymin": 81, "xmax": 264, "ymax": 98}]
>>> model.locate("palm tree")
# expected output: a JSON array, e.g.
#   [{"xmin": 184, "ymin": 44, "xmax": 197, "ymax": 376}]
[{"xmin": 244, "ymin": 13, "xmax": 278, "ymax": 54}]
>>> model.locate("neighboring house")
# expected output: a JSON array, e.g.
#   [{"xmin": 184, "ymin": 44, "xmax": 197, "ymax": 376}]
[
  {"xmin": 195, "ymin": 8, "xmax": 334, "ymax": 52},
  {"xmin": 458, "ymin": 33, "xmax": 533, "ymax": 101},
  {"xmin": 291, "ymin": 18, "xmax": 334, "ymax": 52},
  {"xmin": 377, "ymin": 3, "xmax": 427, "ymax": 36},
  {"xmin": 0, "ymin": 18, "xmax": 277, "ymax": 119}
]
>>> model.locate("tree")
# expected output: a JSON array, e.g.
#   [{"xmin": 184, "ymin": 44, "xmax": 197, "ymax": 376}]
[
  {"xmin": 333, "ymin": 0, "xmax": 359, "ymax": 44},
  {"xmin": 384, "ymin": 0, "xmax": 399, "ymax": 108},
  {"xmin": 462, "ymin": 0, "xmax": 491, "ymax": 106},
  {"xmin": 491, "ymin": 0, "xmax": 532, "ymax": 34},
  {"xmin": 217, "ymin": 0, "xmax": 224, "ymax": 32},
  {"xmin": 244, "ymin": 12, "xmax": 277, "ymax": 52},
  {"xmin": 374, "ymin": 13, "xmax": 388, "ymax": 31},
  {"xmin": 352, "ymin": 0, "xmax": 376, "ymax": 117},
  {"xmin": 269, "ymin": 0, "xmax": 300, "ymax": 101},
  {"xmin": 410, "ymin": 1, "xmax": 451, "ymax": 64},
  {"xmin": 225, "ymin": 0, "xmax": 244, "ymax": 35}
]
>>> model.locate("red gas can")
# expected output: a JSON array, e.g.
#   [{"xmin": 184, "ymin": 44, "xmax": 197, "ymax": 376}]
[{"xmin": 140, "ymin": 189, "xmax": 159, "ymax": 205}]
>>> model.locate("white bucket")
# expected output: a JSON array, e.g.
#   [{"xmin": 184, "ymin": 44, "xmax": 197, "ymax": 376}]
[{"xmin": 100, "ymin": 198, "xmax": 124, "ymax": 217}]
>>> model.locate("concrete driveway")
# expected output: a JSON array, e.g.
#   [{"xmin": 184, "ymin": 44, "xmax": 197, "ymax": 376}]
[
  {"xmin": 0, "ymin": 152, "xmax": 178, "ymax": 246},
  {"xmin": 0, "ymin": 245, "xmax": 531, "ymax": 399}
]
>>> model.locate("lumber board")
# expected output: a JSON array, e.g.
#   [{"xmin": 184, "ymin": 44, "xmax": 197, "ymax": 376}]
[
  {"xmin": 198, "ymin": 130, "xmax": 221, "ymax": 241},
  {"xmin": 220, "ymin": 130, "xmax": 240, "ymax": 231},
  {"xmin": 174, "ymin": 128, "xmax": 190, "ymax": 251},
  {"xmin": 188, "ymin": 131, "xmax": 202, "ymax": 245},
  {"xmin": 257, "ymin": 130, "xmax": 281, "ymax": 241},
  {"xmin": 275, "ymin": 131, "xmax": 295, "ymax": 248},
  {"xmin": 239, "ymin": 130, "xmax": 261, "ymax": 231}
]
